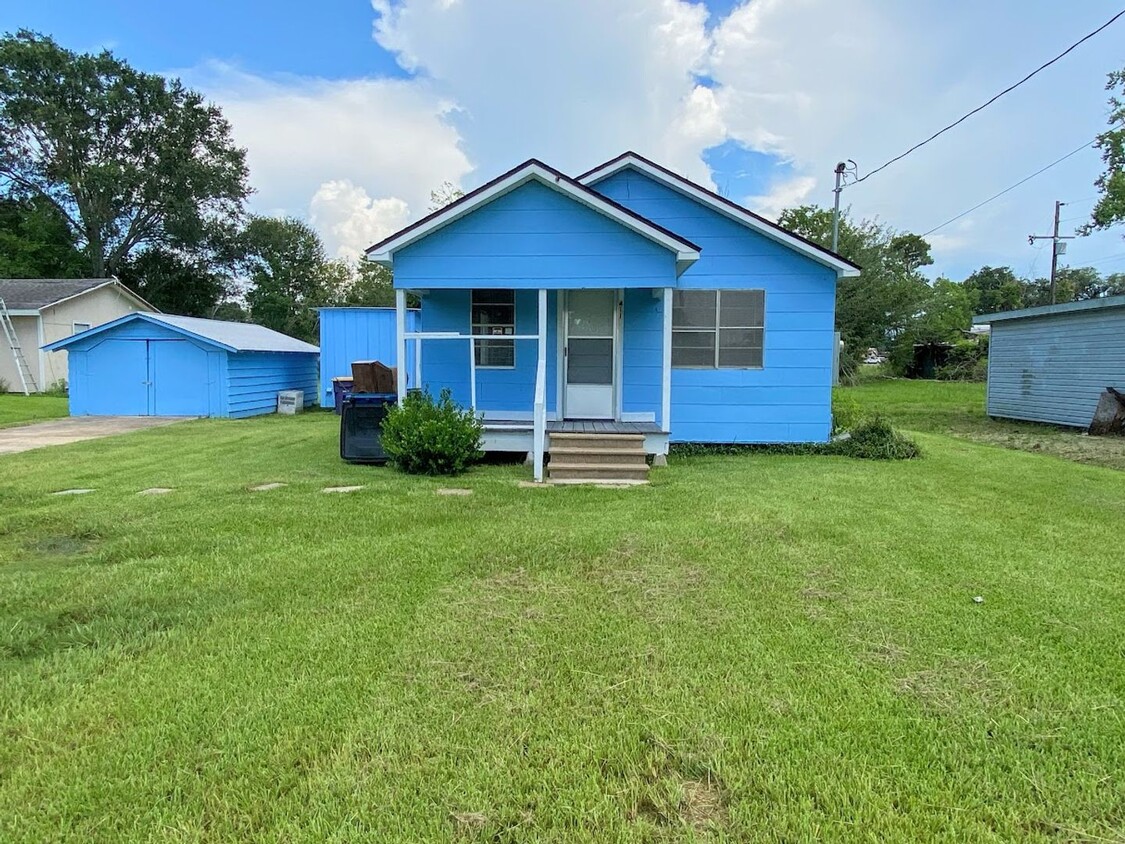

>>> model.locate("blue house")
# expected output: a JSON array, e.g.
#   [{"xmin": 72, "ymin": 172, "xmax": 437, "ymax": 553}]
[
  {"xmin": 43, "ymin": 312, "xmax": 319, "ymax": 418},
  {"xmin": 366, "ymin": 153, "xmax": 859, "ymax": 481}
]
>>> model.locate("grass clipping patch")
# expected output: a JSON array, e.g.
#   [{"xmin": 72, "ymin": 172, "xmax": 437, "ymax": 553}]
[{"xmin": 826, "ymin": 416, "xmax": 921, "ymax": 460}]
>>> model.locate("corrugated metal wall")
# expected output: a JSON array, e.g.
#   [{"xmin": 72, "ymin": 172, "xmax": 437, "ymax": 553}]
[
  {"xmin": 986, "ymin": 307, "xmax": 1125, "ymax": 427},
  {"xmin": 318, "ymin": 308, "xmax": 418, "ymax": 406}
]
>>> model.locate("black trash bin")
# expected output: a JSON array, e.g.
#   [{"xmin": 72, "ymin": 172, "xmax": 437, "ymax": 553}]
[{"xmin": 340, "ymin": 393, "xmax": 397, "ymax": 464}]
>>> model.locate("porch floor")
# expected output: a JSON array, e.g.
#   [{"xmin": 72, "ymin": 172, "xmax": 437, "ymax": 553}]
[{"xmin": 483, "ymin": 419, "xmax": 662, "ymax": 434}]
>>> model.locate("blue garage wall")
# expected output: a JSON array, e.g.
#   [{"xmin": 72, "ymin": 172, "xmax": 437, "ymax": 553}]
[
  {"xmin": 592, "ymin": 168, "xmax": 837, "ymax": 443},
  {"xmin": 420, "ymin": 289, "xmax": 559, "ymax": 417},
  {"xmin": 393, "ymin": 180, "xmax": 678, "ymax": 290},
  {"xmin": 225, "ymin": 352, "xmax": 319, "ymax": 418},
  {"xmin": 318, "ymin": 308, "xmax": 418, "ymax": 406}
]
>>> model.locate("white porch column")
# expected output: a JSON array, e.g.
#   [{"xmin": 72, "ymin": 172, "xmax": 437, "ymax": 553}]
[
  {"xmin": 661, "ymin": 287, "xmax": 673, "ymax": 433},
  {"xmin": 395, "ymin": 288, "xmax": 407, "ymax": 403},
  {"xmin": 537, "ymin": 289, "xmax": 548, "ymax": 375}
]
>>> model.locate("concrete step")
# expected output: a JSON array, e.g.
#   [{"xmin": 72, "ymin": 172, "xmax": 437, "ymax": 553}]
[
  {"xmin": 549, "ymin": 478, "xmax": 649, "ymax": 486},
  {"xmin": 548, "ymin": 463, "xmax": 650, "ymax": 482},
  {"xmin": 549, "ymin": 447, "xmax": 648, "ymax": 466}
]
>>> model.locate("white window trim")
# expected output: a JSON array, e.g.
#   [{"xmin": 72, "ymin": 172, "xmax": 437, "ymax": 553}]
[
  {"xmin": 72, "ymin": 321, "xmax": 92, "ymax": 335},
  {"xmin": 471, "ymin": 290, "xmax": 516, "ymax": 370},
  {"xmin": 672, "ymin": 289, "xmax": 765, "ymax": 370}
]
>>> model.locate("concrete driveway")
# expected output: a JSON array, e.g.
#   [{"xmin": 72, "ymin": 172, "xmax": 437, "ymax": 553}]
[{"xmin": 0, "ymin": 417, "xmax": 188, "ymax": 455}]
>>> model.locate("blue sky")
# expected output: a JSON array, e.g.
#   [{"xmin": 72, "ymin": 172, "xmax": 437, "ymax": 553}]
[{"xmin": 4, "ymin": 1, "xmax": 1124, "ymax": 278}]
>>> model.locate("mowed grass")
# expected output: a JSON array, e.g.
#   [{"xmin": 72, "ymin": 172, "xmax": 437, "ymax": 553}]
[
  {"xmin": 0, "ymin": 394, "xmax": 68, "ymax": 428},
  {"xmin": 847, "ymin": 378, "xmax": 1125, "ymax": 470},
  {"xmin": 2, "ymin": 412, "xmax": 1124, "ymax": 842}
]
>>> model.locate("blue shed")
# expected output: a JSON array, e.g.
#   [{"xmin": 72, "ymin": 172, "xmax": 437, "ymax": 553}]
[
  {"xmin": 974, "ymin": 295, "xmax": 1125, "ymax": 428},
  {"xmin": 317, "ymin": 307, "xmax": 419, "ymax": 408},
  {"xmin": 43, "ymin": 312, "xmax": 319, "ymax": 418}
]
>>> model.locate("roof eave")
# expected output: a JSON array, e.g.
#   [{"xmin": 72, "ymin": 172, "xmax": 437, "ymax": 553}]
[{"xmin": 579, "ymin": 152, "xmax": 862, "ymax": 278}]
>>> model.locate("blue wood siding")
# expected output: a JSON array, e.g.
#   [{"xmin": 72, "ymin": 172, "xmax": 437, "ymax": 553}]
[
  {"xmin": 393, "ymin": 180, "xmax": 679, "ymax": 290},
  {"xmin": 419, "ymin": 289, "xmax": 559, "ymax": 416},
  {"xmin": 621, "ymin": 288, "xmax": 662, "ymax": 419},
  {"xmin": 318, "ymin": 308, "xmax": 418, "ymax": 406},
  {"xmin": 593, "ymin": 168, "xmax": 837, "ymax": 443},
  {"xmin": 986, "ymin": 308, "xmax": 1125, "ymax": 427},
  {"xmin": 225, "ymin": 352, "xmax": 319, "ymax": 419}
]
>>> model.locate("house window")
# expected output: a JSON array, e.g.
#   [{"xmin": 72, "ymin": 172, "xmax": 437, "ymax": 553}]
[
  {"xmin": 672, "ymin": 290, "xmax": 764, "ymax": 368},
  {"xmin": 72, "ymin": 322, "xmax": 91, "ymax": 335},
  {"xmin": 471, "ymin": 289, "xmax": 515, "ymax": 368}
]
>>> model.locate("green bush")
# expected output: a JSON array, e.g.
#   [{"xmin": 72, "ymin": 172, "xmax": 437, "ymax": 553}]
[
  {"xmin": 380, "ymin": 388, "xmax": 483, "ymax": 475},
  {"xmin": 826, "ymin": 415, "xmax": 921, "ymax": 460},
  {"xmin": 43, "ymin": 379, "xmax": 68, "ymax": 397},
  {"xmin": 935, "ymin": 337, "xmax": 988, "ymax": 382}
]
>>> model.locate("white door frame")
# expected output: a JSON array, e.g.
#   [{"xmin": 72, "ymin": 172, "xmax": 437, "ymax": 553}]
[{"xmin": 561, "ymin": 289, "xmax": 620, "ymax": 420}]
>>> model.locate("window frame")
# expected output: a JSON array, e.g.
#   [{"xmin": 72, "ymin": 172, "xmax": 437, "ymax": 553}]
[
  {"xmin": 470, "ymin": 289, "xmax": 516, "ymax": 370},
  {"xmin": 72, "ymin": 321, "xmax": 92, "ymax": 335},
  {"xmin": 671, "ymin": 289, "xmax": 765, "ymax": 370}
]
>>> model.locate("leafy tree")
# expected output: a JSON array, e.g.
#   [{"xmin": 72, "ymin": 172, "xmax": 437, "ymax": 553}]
[
  {"xmin": 241, "ymin": 216, "xmax": 338, "ymax": 341},
  {"xmin": 1083, "ymin": 66, "xmax": 1125, "ymax": 236},
  {"xmin": 0, "ymin": 31, "xmax": 250, "ymax": 278},
  {"xmin": 777, "ymin": 205, "xmax": 931, "ymax": 355},
  {"xmin": 116, "ymin": 248, "xmax": 229, "ymax": 316},
  {"xmin": 961, "ymin": 266, "xmax": 1024, "ymax": 314},
  {"xmin": 338, "ymin": 259, "xmax": 396, "ymax": 307},
  {"xmin": 887, "ymin": 278, "xmax": 973, "ymax": 372},
  {"xmin": 0, "ymin": 195, "xmax": 84, "ymax": 278},
  {"xmin": 428, "ymin": 181, "xmax": 464, "ymax": 212}
]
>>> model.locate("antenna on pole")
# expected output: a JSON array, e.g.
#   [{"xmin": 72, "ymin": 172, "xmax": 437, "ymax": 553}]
[{"xmin": 831, "ymin": 160, "xmax": 857, "ymax": 253}]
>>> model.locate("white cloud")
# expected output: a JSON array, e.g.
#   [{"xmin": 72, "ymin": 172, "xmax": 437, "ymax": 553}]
[
  {"xmin": 309, "ymin": 180, "xmax": 410, "ymax": 259},
  {"xmin": 176, "ymin": 2, "xmax": 1125, "ymax": 278},
  {"xmin": 180, "ymin": 61, "xmax": 471, "ymax": 256}
]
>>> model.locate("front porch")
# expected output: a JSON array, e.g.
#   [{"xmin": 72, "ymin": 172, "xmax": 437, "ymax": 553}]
[{"xmin": 393, "ymin": 286, "xmax": 674, "ymax": 482}]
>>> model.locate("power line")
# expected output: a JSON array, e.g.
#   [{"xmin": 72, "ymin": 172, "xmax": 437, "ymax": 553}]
[
  {"xmin": 853, "ymin": 7, "xmax": 1125, "ymax": 185},
  {"xmin": 921, "ymin": 140, "xmax": 1095, "ymax": 236}
]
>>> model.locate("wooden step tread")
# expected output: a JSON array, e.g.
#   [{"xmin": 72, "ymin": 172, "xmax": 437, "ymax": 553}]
[
  {"xmin": 548, "ymin": 432, "xmax": 645, "ymax": 441},
  {"xmin": 549, "ymin": 447, "xmax": 648, "ymax": 457},
  {"xmin": 548, "ymin": 478, "xmax": 649, "ymax": 486}
]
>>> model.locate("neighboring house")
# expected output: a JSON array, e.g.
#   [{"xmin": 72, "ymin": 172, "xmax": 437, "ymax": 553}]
[
  {"xmin": 43, "ymin": 312, "xmax": 318, "ymax": 418},
  {"xmin": 0, "ymin": 278, "xmax": 153, "ymax": 393},
  {"xmin": 365, "ymin": 153, "xmax": 859, "ymax": 481},
  {"xmin": 974, "ymin": 295, "xmax": 1125, "ymax": 428}
]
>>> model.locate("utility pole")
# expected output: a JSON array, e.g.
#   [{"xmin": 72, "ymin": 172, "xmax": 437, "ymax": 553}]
[
  {"xmin": 831, "ymin": 160, "xmax": 857, "ymax": 254},
  {"xmin": 1028, "ymin": 200, "xmax": 1075, "ymax": 304}
]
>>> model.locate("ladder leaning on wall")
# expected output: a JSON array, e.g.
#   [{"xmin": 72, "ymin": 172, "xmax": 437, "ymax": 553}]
[{"xmin": 0, "ymin": 298, "xmax": 39, "ymax": 395}]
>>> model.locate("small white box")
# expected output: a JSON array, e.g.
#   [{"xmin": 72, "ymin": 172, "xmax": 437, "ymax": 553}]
[{"xmin": 277, "ymin": 390, "xmax": 304, "ymax": 415}]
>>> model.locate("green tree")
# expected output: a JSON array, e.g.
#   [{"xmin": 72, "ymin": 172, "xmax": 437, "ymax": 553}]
[
  {"xmin": 961, "ymin": 266, "xmax": 1024, "ymax": 314},
  {"xmin": 777, "ymin": 205, "xmax": 931, "ymax": 355},
  {"xmin": 241, "ymin": 216, "xmax": 338, "ymax": 341},
  {"xmin": 428, "ymin": 181, "xmax": 464, "ymax": 212},
  {"xmin": 0, "ymin": 31, "xmax": 250, "ymax": 278},
  {"xmin": 337, "ymin": 259, "xmax": 395, "ymax": 306},
  {"xmin": 887, "ymin": 278, "xmax": 973, "ymax": 373},
  {"xmin": 0, "ymin": 195, "xmax": 84, "ymax": 278},
  {"xmin": 1083, "ymin": 66, "xmax": 1125, "ymax": 236},
  {"xmin": 116, "ymin": 248, "xmax": 229, "ymax": 316}
]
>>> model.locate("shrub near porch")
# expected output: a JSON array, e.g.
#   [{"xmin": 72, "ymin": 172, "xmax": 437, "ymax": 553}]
[{"xmin": 0, "ymin": 411, "xmax": 1123, "ymax": 841}]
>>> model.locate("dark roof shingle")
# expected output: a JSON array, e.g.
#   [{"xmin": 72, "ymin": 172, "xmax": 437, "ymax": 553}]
[{"xmin": 0, "ymin": 278, "xmax": 114, "ymax": 310}]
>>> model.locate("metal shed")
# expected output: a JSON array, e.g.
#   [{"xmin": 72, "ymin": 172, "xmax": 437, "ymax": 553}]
[
  {"xmin": 974, "ymin": 295, "xmax": 1125, "ymax": 428},
  {"xmin": 43, "ymin": 312, "xmax": 319, "ymax": 418},
  {"xmin": 317, "ymin": 307, "xmax": 418, "ymax": 408}
]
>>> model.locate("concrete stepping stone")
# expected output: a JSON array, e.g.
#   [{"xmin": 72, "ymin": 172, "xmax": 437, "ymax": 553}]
[
  {"xmin": 51, "ymin": 489, "xmax": 95, "ymax": 496},
  {"xmin": 436, "ymin": 488, "xmax": 473, "ymax": 496},
  {"xmin": 322, "ymin": 485, "xmax": 364, "ymax": 494},
  {"xmin": 138, "ymin": 488, "xmax": 175, "ymax": 496},
  {"xmin": 250, "ymin": 482, "xmax": 287, "ymax": 492},
  {"xmin": 517, "ymin": 481, "xmax": 549, "ymax": 489}
]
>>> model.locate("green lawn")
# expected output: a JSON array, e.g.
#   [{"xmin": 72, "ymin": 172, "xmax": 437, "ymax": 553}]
[
  {"xmin": 847, "ymin": 378, "xmax": 1125, "ymax": 471},
  {"xmin": 0, "ymin": 394, "xmax": 68, "ymax": 428},
  {"xmin": 2, "ymin": 411, "xmax": 1124, "ymax": 841}
]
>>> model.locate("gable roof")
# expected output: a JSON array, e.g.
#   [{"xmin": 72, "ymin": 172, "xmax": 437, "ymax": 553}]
[
  {"xmin": 577, "ymin": 151, "xmax": 861, "ymax": 278},
  {"xmin": 43, "ymin": 312, "xmax": 319, "ymax": 354},
  {"xmin": 366, "ymin": 158, "xmax": 702, "ymax": 276},
  {"xmin": 0, "ymin": 278, "xmax": 155, "ymax": 312}
]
